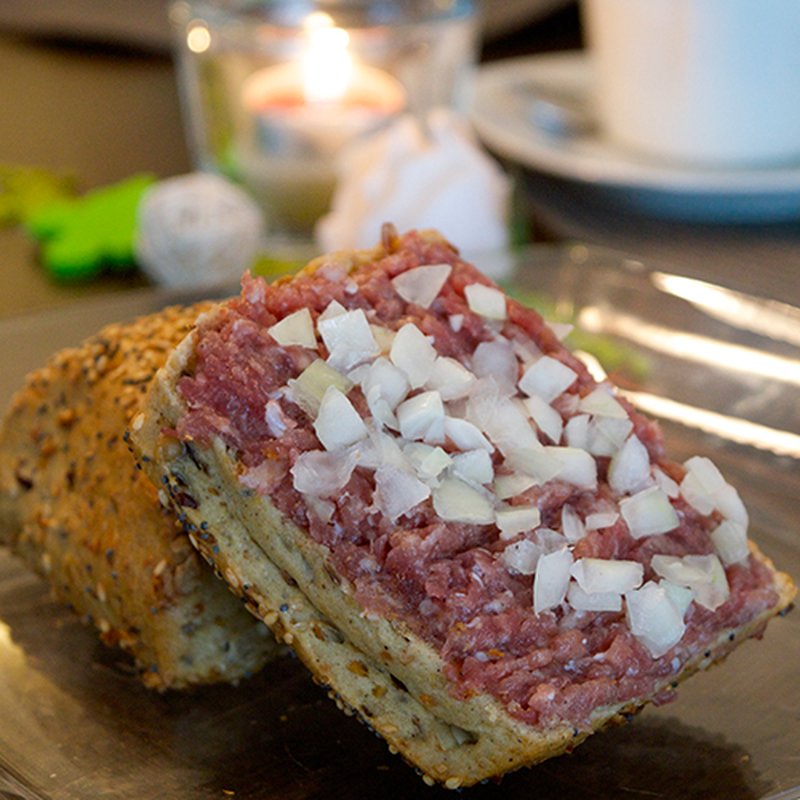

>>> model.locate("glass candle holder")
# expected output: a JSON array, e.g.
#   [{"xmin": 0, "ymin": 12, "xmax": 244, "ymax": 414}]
[{"xmin": 169, "ymin": 0, "xmax": 479, "ymax": 250}]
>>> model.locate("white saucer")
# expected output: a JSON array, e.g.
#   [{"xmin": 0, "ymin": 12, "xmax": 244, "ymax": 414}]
[{"xmin": 470, "ymin": 52, "xmax": 800, "ymax": 222}]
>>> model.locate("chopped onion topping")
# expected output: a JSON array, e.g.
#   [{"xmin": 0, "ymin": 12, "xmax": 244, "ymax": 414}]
[
  {"xmin": 567, "ymin": 583, "xmax": 622, "ymax": 612},
  {"xmin": 361, "ymin": 357, "xmax": 409, "ymax": 412},
  {"xmin": 396, "ymin": 390, "xmax": 445, "ymax": 442},
  {"xmin": 653, "ymin": 466, "xmax": 680, "ymax": 499},
  {"xmin": 625, "ymin": 581, "xmax": 686, "ymax": 658},
  {"xmin": 427, "ymin": 356, "xmax": 476, "ymax": 401},
  {"xmin": 391, "ymin": 263, "xmax": 452, "ymax": 308},
  {"xmin": 533, "ymin": 547, "xmax": 573, "ymax": 614},
  {"xmin": 448, "ymin": 314, "xmax": 464, "ymax": 332},
  {"xmin": 472, "ymin": 340, "xmax": 518, "ymax": 396},
  {"xmin": 313, "ymin": 386, "xmax": 368, "ymax": 451},
  {"xmin": 433, "ymin": 478, "xmax": 495, "ymax": 524},
  {"xmin": 287, "ymin": 359, "xmax": 353, "ymax": 417},
  {"xmin": 571, "ymin": 557, "xmax": 643, "ymax": 594},
  {"xmin": 291, "ymin": 447, "xmax": 358, "ymax": 497},
  {"xmin": 443, "ymin": 416, "xmax": 494, "ymax": 453},
  {"xmin": 714, "ymin": 483, "xmax": 749, "ymax": 527},
  {"xmin": 585, "ymin": 511, "xmax": 620, "ymax": 531},
  {"xmin": 496, "ymin": 505, "xmax": 541, "ymax": 540},
  {"xmin": 464, "ymin": 283, "xmax": 507, "ymax": 320},
  {"xmin": 578, "ymin": 387, "xmax": 628, "ymax": 419},
  {"xmin": 501, "ymin": 539, "xmax": 542, "ymax": 575},
  {"xmin": 318, "ymin": 299, "xmax": 346, "ymax": 322},
  {"xmin": 452, "ymin": 449, "xmax": 494, "ymax": 485},
  {"xmin": 711, "ymin": 520, "xmax": 749, "ymax": 566},
  {"xmin": 390, "ymin": 323, "xmax": 438, "ymax": 388},
  {"xmin": 586, "ymin": 416, "xmax": 634, "ymax": 457},
  {"xmin": 619, "ymin": 486, "xmax": 679, "ymax": 539},
  {"xmin": 518, "ymin": 356, "xmax": 578, "ymax": 403},
  {"xmin": 504, "ymin": 446, "xmax": 561, "ymax": 485},
  {"xmin": 318, "ymin": 308, "xmax": 380, "ymax": 371},
  {"xmin": 546, "ymin": 446, "xmax": 597, "ymax": 490},
  {"xmin": 373, "ymin": 465, "xmax": 431, "ymax": 520},
  {"xmin": 564, "ymin": 414, "xmax": 589, "ymax": 450},
  {"xmin": 523, "ymin": 394, "xmax": 564, "ymax": 444},
  {"xmin": 466, "ymin": 384, "xmax": 539, "ymax": 454},
  {"xmin": 403, "ymin": 443, "xmax": 452, "ymax": 482},
  {"xmin": 493, "ymin": 472, "xmax": 536, "ymax": 500},
  {"xmin": 370, "ymin": 324, "xmax": 396, "ymax": 354},
  {"xmin": 561, "ymin": 504, "xmax": 586, "ymax": 543},
  {"xmin": 651, "ymin": 553, "xmax": 730, "ymax": 611},
  {"xmin": 608, "ymin": 435, "xmax": 651, "ymax": 496},
  {"xmin": 268, "ymin": 307, "xmax": 317, "ymax": 349}
]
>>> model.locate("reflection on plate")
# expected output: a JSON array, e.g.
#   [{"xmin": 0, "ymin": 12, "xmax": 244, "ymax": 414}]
[{"xmin": 470, "ymin": 53, "xmax": 800, "ymax": 222}]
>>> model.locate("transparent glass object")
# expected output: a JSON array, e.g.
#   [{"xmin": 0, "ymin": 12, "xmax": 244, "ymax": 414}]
[{"xmin": 169, "ymin": 0, "xmax": 478, "ymax": 246}]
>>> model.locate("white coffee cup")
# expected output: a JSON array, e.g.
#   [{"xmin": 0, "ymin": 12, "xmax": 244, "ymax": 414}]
[{"xmin": 582, "ymin": 0, "xmax": 800, "ymax": 167}]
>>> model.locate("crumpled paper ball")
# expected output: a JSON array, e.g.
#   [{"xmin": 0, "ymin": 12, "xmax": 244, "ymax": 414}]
[
  {"xmin": 135, "ymin": 172, "xmax": 265, "ymax": 287},
  {"xmin": 315, "ymin": 109, "xmax": 511, "ymax": 257}
]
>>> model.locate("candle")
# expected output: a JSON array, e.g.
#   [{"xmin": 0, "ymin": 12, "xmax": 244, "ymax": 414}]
[{"xmin": 237, "ymin": 12, "xmax": 406, "ymax": 238}]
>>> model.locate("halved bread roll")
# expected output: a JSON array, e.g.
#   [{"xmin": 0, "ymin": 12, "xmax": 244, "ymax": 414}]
[
  {"xmin": 0, "ymin": 304, "xmax": 278, "ymax": 689},
  {"xmin": 132, "ymin": 228, "xmax": 795, "ymax": 783}
]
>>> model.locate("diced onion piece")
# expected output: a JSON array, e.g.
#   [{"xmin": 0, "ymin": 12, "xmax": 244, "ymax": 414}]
[
  {"xmin": 533, "ymin": 548, "xmax": 573, "ymax": 614},
  {"xmin": 619, "ymin": 486, "xmax": 679, "ymax": 538},
  {"xmin": 578, "ymin": 387, "xmax": 627, "ymax": 419},
  {"xmin": 365, "ymin": 386, "xmax": 398, "ymax": 430},
  {"xmin": 287, "ymin": 359, "xmax": 353, "ymax": 417},
  {"xmin": 318, "ymin": 308, "xmax": 380, "ymax": 371},
  {"xmin": 711, "ymin": 520, "xmax": 749, "ymax": 566},
  {"xmin": 661, "ymin": 579, "xmax": 694, "ymax": 619},
  {"xmin": 427, "ymin": 356, "xmax": 476, "ymax": 401},
  {"xmin": 452, "ymin": 449, "xmax": 494, "ymax": 485},
  {"xmin": 564, "ymin": 414, "xmax": 589, "ymax": 450},
  {"xmin": 653, "ymin": 466, "xmax": 680, "ymax": 499},
  {"xmin": 625, "ymin": 581, "xmax": 686, "ymax": 658},
  {"xmin": 608, "ymin": 435, "xmax": 651, "ymax": 496},
  {"xmin": 472, "ymin": 340, "xmax": 518, "ymax": 396},
  {"xmin": 374, "ymin": 465, "xmax": 431, "ymax": 520},
  {"xmin": 390, "ymin": 323, "xmax": 438, "ymax": 388},
  {"xmin": 535, "ymin": 527, "xmax": 568, "ymax": 553},
  {"xmin": 546, "ymin": 446, "xmax": 597, "ymax": 490},
  {"xmin": 713, "ymin": 483, "xmax": 749, "ymax": 527},
  {"xmin": 650, "ymin": 553, "xmax": 730, "ymax": 611},
  {"xmin": 684, "ymin": 455, "xmax": 727, "ymax": 495},
  {"xmin": 679, "ymin": 470, "xmax": 715, "ymax": 515},
  {"xmin": 433, "ymin": 478, "xmax": 495, "ymax": 524},
  {"xmin": 501, "ymin": 539, "xmax": 542, "ymax": 575},
  {"xmin": 313, "ymin": 386, "xmax": 368, "ymax": 451},
  {"xmin": 466, "ymin": 385, "xmax": 539, "ymax": 454},
  {"xmin": 549, "ymin": 322, "xmax": 573, "ymax": 341},
  {"xmin": 291, "ymin": 447, "xmax": 358, "ymax": 496},
  {"xmin": 523, "ymin": 394, "xmax": 564, "ymax": 444},
  {"xmin": 464, "ymin": 283, "xmax": 507, "ymax": 320},
  {"xmin": 305, "ymin": 494, "xmax": 335, "ymax": 523},
  {"xmin": 496, "ymin": 505, "xmax": 541, "ymax": 540},
  {"xmin": 391, "ymin": 263, "xmax": 452, "ymax": 308},
  {"xmin": 561, "ymin": 504, "xmax": 586, "ymax": 543},
  {"xmin": 318, "ymin": 299, "xmax": 346, "ymax": 322},
  {"xmin": 268, "ymin": 307, "xmax": 317, "ymax": 349},
  {"xmin": 493, "ymin": 472, "xmax": 536, "ymax": 500},
  {"xmin": 571, "ymin": 557, "xmax": 643, "ymax": 594},
  {"xmin": 585, "ymin": 511, "xmax": 619, "ymax": 531},
  {"xmin": 361, "ymin": 357, "xmax": 409, "ymax": 411},
  {"xmin": 443, "ymin": 416, "xmax": 494, "ymax": 453},
  {"xmin": 518, "ymin": 356, "xmax": 578, "ymax": 403},
  {"xmin": 449, "ymin": 314, "xmax": 464, "ymax": 332},
  {"xmin": 404, "ymin": 443, "xmax": 452, "ymax": 482},
  {"xmin": 586, "ymin": 416, "xmax": 633, "ymax": 457},
  {"xmin": 397, "ymin": 391, "xmax": 445, "ymax": 442},
  {"xmin": 567, "ymin": 583, "xmax": 622, "ymax": 612},
  {"xmin": 505, "ymin": 446, "xmax": 561, "ymax": 485}
]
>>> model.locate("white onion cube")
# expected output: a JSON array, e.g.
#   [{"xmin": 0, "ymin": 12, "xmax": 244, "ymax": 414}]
[
  {"xmin": 443, "ymin": 416, "xmax": 494, "ymax": 453},
  {"xmin": 501, "ymin": 539, "xmax": 542, "ymax": 575},
  {"xmin": 472, "ymin": 340, "xmax": 518, "ymax": 396},
  {"xmin": 586, "ymin": 416, "xmax": 634, "ymax": 457},
  {"xmin": 533, "ymin": 547, "xmax": 573, "ymax": 614},
  {"xmin": 546, "ymin": 446, "xmax": 597, "ymax": 490},
  {"xmin": 361, "ymin": 357, "xmax": 409, "ymax": 411},
  {"xmin": 713, "ymin": 483, "xmax": 749, "ymax": 527},
  {"xmin": 373, "ymin": 465, "xmax": 431, "ymax": 520},
  {"xmin": 404, "ymin": 443, "xmax": 452, "ymax": 482},
  {"xmin": 466, "ymin": 387, "xmax": 539, "ymax": 454},
  {"xmin": 291, "ymin": 447, "xmax": 358, "ymax": 497},
  {"xmin": 313, "ymin": 386, "xmax": 368, "ymax": 451},
  {"xmin": 433, "ymin": 478, "xmax": 495, "ymax": 524},
  {"xmin": 523, "ymin": 394, "xmax": 563, "ymax": 444},
  {"xmin": 452, "ymin": 449, "xmax": 494, "ymax": 485},
  {"xmin": 564, "ymin": 414, "xmax": 590, "ymax": 450},
  {"xmin": 625, "ymin": 581, "xmax": 686, "ymax": 658},
  {"xmin": 519, "ymin": 356, "xmax": 578, "ymax": 403},
  {"xmin": 585, "ymin": 511, "xmax": 620, "ymax": 531},
  {"xmin": 396, "ymin": 390, "xmax": 445, "ymax": 442},
  {"xmin": 464, "ymin": 283, "xmax": 507, "ymax": 320},
  {"xmin": 318, "ymin": 308, "xmax": 380, "ymax": 371},
  {"xmin": 391, "ymin": 263, "xmax": 452, "ymax": 308},
  {"xmin": 427, "ymin": 356, "xmax": 476, "ymax": 401},
  {"xmin": 561, "ymin": 504, "xmax": 586, "ymax": 543},
  {"xmin": 495, "ymin": 505, "xmax": 541, "ymax": 540},
  {"xmin": 390, "ymin": 323, "xmax": 438, "ymax": 388},
  {"xmin": 711, "ymin": 519, "xmax": 750, "ymax": 566},
  {"xmin": 493, "ymin": 472, "xmax": 536, "ymax": 500},
  {"xmin": 571, "ymin": 557, "xmax": 643, "ymax": 594},
  {"xmin": 619, "ymin": 486, "xmax": 679, "ymax": 539},
  {"xmin": 608, "ymin": 435, "xmax": 652, "ymax": 496},
  {"xmin": 268, "ymin": 307, "xmax": 317, "ymax": 349},
  {"xmin": 653, "ymin": 467, "xmax": 680, "ymax": 499},
  {"xmin": 578, "ymin": 387, "xmax": 627, "ymax": 419},
  {"xmin": 567, "ymin": 583, "xmax": 622, "ymax": 612},
  {"xmin": 287, "ymin": 359, "xmax": 353, "ymax": 417},
  {"xmin": 650, "ymin": 553, "xmax": 730, "ymax": 611}
]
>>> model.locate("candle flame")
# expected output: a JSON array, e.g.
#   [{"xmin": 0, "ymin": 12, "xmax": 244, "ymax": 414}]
[{"xmin": 301, "ymin": 12, "xmax": 353, "ymax": 104}]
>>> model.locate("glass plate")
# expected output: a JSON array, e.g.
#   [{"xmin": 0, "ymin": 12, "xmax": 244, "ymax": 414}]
[{"xmin": 0, "ymin": 246, "xmax": 797, "ymax": 800}]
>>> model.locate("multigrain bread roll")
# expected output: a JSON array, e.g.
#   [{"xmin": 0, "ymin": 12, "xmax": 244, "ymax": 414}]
[
  {"xmin": 132, "ymin": 227, "xmax": 795, "ymax": 783},
  {"xmin": 0, "ymin": 304, "xmax": 277, "ymax": 690}
]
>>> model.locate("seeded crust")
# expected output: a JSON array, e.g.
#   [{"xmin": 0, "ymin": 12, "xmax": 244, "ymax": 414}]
[
  {"xmin": 0, "ymin": 304, "xmax": 277, "ymax": 690},
  {"xmin": 132, "ymin": 237, "xmax": 796, "ymax": 784}
]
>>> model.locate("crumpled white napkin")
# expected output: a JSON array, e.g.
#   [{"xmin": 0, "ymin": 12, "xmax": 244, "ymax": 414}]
[{"xmin": 315, "ymin": 109, "xmax": 511, "ymax": 255}]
